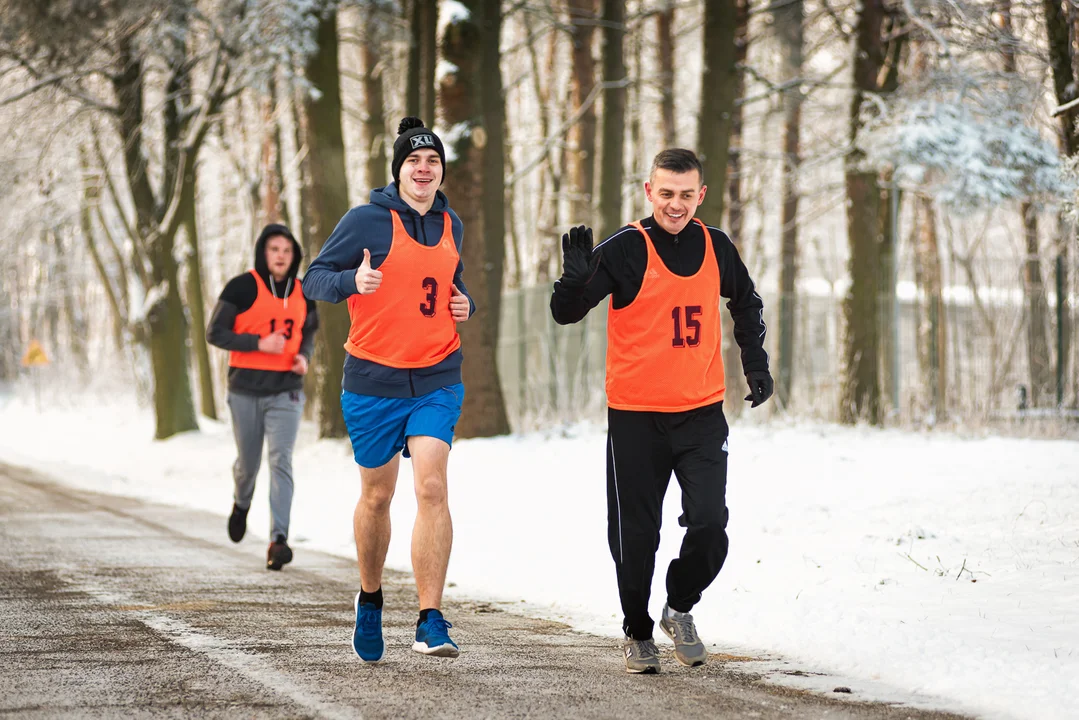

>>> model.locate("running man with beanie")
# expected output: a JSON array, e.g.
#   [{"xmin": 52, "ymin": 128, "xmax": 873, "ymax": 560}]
[{"xmin": 303, "ymin": 117, "xmax": 474, "ymax": 663}]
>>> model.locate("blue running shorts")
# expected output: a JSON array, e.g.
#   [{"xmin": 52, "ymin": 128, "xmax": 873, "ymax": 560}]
[{"xmin": 341, "ymin": 383, "xmax": 465, "ymax": 468}]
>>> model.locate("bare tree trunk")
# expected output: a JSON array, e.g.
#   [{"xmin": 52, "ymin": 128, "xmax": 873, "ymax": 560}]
[
  {"xmin": 291, "ymin": 79, "xmax": 317, "ymax": 417},
  {"xmin": 569, "ymin": 0, "xmax": 598, "ymax": 226},
  {"xmin": 404, "ymin": 0, "xmax": 439, "ymax": 124},
  {"xmin": 530, "ymin": 22, "xmax": 565, "ymax": 280},
  {"xmin": 407, "ymin": 0, "xmax": 422, "ymax": 118},
  {"xmin": 181, "ymin": 170, "xmax": 218, "ymax": 420},
  {"xmin": 79, "ymin": 148, "xmax": 126, "ymax": 352},
  {"xmin": 114, "ymin": 38, "xmax": 198, "ymax": 439},
  {"xmin": 50, "ymin": 230, "xmax": 89, "ymax": 374},
  {"xmin": 160, "ymin": 9, "xmax": 216, "ymax": 425},
  {"xmin": 420, "ymin": 0, "xmax": 438, "ymax": 124},
  {"xmin": 1022, "ymin": 205, "xmax": 1053, "ymax": 404},
  {"xmin": 0, "ymin": 253, "xmax": 13, "ymax": 379},
  {"xmin": 362, "ymin": 3, "xmax": 389, "ymax": 193},
  {"xmin": 305, "ymin": 9, "xmax": 352, "ymax": 438},
  {"xmin": 80, "ymin": 219, "xmax": 125, "ymax": 353},
  {"xmin": 89, "ymin": 122, "xmax": 150, "ymax": 293},
  {"xmin": 441, "ymin": 0, "xmax": 511, "ymax": 438},
  {"xmin": 41, "ymin": 231, "xmax": 62, "ymax": 355},
  {"xmin": 259, "ymin": 76, "xmax": 285, "ymax": 226},
  {"xmin": 146, "ymin": 224, "xmax": 199, "ymax": 439},
  {"xmin": 1057, "ymin": 213, "xmax": 1072, "ymax": 407},
  {"xmin": 725, "ymin": 0, "xmax": 749, "ymax": 241},
  {"xmin": 549, "ymin": 31, "xmax": 566, "ymax": 243},
  {"xmin": 914, "ymin": 196, "xmax": 947, "ymax": 421},
  {"xmin": 598, "ymin": 0, "xmax": 626, "ymax": 241},
  {"xmin": 291, "ymin": 66, "xmax": 313, "ymax": 256},
  {"xmin": 112, "ymin": 44, "xmax": 158, "ymax": 241},
  {"xmin": 1043, "ymin": 0, "xmax": 1079, "ymax": 156},
  {"xmin": 721, "ymin": 0, "xmax": 750, "ymax": 419},
  {"xmin": 656, "ymin": 1, "xmax": 675, "ymax": 147},
  {"xmin": 840, "ymin": 0, "xmax": 885, "ymax": 425},
  {"xmin": 697, "ymin": 0, "xmax": 738, "ymax": 222},
  {"xmin": 877, "ymin": 29, "xmax": 904, "ymax": 416},
  {"xmin": 879, "ymin": 175, "xmax": 899, "ymax": 414},
  {"xmin": 996, "ymin": 2, "xmax": 1055, "ymax": 407},
  {"xmin": 273, "ymin": 74, "xmax": 292, "ymax": 230},
  {"xmin": 774, "ymin": 0, "xmax": 804, "ymax": 409},
  {"xmin": 628, "ymin": 11, "xmax": 644, "ymax": 220},
  {"xmin": 506, "ymin": 151, "xmax": 524, "ymax": 288},
  {"xmin": 1046, "ymin": 0, "xmax": 1078, "ymax": 404}
]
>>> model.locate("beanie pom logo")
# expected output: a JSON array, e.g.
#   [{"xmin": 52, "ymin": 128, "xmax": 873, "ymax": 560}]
[{"xmin": 410, "ymin": 134, "xmax": 436, "ymax": 149}]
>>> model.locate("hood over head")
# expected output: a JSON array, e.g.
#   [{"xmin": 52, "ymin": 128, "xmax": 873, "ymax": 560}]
[{"xmin": 253, "ymin": 223, "xmax": 302, "ymax": 298}]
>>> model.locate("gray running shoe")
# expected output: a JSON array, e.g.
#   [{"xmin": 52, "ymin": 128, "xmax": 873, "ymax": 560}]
[
  {"xmin": 622, "ymin": 636, "xmax": 661, "ymax": 674},
  {"xmin": 659, "ymin": 604, "xmax": 708, "ymax": 667}
]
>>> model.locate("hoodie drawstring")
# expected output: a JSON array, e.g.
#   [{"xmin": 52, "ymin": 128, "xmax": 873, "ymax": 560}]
[{"xmin": 268, "ymin": 276, "xmax": 293, "ymax": 309}]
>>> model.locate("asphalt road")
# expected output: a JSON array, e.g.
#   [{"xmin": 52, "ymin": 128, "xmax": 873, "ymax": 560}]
[{"xmin": 0, "ymin": 462, "xmax": 971, "ymax": 719}]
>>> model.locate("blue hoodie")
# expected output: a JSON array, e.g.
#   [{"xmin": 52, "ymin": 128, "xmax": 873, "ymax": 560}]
[{"xmin": 303, "ymin": 184, "xmax": 475, "ymax": 398}]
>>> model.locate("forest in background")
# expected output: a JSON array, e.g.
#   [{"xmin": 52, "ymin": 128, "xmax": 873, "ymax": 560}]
[{"xmin": 1, "ymin": 0, "xmax": 1077, "ymax": 438}]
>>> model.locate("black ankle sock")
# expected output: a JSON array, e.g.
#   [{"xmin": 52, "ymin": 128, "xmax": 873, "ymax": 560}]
[
  {"xmin": 418, "ymin": 608, "xmax": 439, "ymax": 626},
  {"xmin": 359, "ymin": 587, "xmax": 383, "ymax": 609}
]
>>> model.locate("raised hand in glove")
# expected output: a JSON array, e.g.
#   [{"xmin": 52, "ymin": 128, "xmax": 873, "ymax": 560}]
[
  {"xmin": 744, "ymin": 370, "xmax": 774, "ymax": 408},
  {"xmin": 560, "ymin": 225, "xmax": 600, "ymax": 288}
]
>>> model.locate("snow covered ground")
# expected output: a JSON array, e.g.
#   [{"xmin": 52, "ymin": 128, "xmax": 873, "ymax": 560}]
[{"xmin": 1, "ymin": 392, "xmax": 1076, "ymax": 720}]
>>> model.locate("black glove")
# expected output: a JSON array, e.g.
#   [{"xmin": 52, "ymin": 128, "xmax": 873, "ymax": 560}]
[
  {"xmin": 744, "ymin": 370, "xmax": 773, "ymax": 408},
  {"xmin": 560, "ymin": 225, "xmax": 599, "ymax": 288}
]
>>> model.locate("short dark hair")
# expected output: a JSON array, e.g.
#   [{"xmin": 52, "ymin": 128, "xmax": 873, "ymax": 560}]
[{"xmin": 650, "ymin": 148, "xmax": 704, "ymax": 184}]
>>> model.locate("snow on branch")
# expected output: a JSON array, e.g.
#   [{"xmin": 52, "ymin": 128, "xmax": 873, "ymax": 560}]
[
  {"xmin": 858, "ymin": 87, "xmax": 1066, "ymax": 213},
  {"xmin": 223, "ymin": 0, "xmax": 329, "ymax": 92}
]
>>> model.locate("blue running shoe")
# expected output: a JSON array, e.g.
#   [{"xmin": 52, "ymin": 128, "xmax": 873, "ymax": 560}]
[
  {"xmin": 413, "ymin": 609, "xmax": 459, "ymax": 658},
  {"xmin": 352, "ymin": 592, "xmax": 384, "ymax": 663}
]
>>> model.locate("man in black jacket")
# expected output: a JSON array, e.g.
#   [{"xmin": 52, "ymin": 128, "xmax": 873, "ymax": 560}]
[
  {"xmin": 551, "ymin": 148, "xmax": 772, "ymax": 673},
  {"xmin": 207, "ymin": 223, "xmax": 319, "ymax": 570}
]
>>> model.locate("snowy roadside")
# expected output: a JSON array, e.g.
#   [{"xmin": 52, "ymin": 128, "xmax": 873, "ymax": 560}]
[{"xmin": 0, "ymin": 395, "xmax": 1076, "ymax": 720}]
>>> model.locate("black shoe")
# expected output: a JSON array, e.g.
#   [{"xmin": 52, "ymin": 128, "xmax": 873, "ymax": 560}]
[
  {"xmin": 267, "ymin": 535, "xmax": 293, "ymax": 571},
  {"xmin": 228, "ymin": 504, "xmax": 248, "ymax": 543}
]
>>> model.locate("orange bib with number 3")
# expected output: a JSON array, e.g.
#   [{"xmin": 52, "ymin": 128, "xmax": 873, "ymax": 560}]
[
  {"xmin": 605, "ymin": 219, "xmax": 726, "ymax": 412},
  {"xmin": 229, "ymin": 270, "xmax": 307, "ymax": 372},
  {"xmin": 344, "ymin": 210, "xmax": 462, "ymax": 369}
]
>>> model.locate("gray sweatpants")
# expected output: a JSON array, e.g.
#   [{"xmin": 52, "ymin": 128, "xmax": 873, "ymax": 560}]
[{"xmin": 228, "ymin": 390, "xmax": 305, "ymax": 541}]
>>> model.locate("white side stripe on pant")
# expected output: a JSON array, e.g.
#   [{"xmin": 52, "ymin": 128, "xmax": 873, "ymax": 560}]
[{"xmin": 610, "ymin": 435, "xmax": 624, "ymax": 564}]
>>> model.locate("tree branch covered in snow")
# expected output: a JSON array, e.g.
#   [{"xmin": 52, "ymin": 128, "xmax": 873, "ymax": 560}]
[
  {"xmin": 225, "ymin": 0, "xmax": 333, "ymax": 93},
  {"xmin": 858, "ymin": 78, "xmax": 1067, "ymax": 212}
]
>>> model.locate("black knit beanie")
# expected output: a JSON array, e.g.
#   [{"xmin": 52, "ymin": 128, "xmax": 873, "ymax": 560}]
[{"xmin": 391, "ymin": 117, "xmax": 446, "ymax": 187}]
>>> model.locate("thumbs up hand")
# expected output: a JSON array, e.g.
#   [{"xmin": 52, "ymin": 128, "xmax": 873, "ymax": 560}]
[
  {"xmin": 354, "ymin": 248, "xmax": 383, "ymax": 295},
  {"xmin": 450, "ymin": 284, "xmax": 470, "ymax": 322}
]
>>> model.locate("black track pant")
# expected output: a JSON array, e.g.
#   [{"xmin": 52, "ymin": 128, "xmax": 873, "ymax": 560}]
[{"xmin": 606, "ymin": 401, "xmax": 730, "ymax": 641}]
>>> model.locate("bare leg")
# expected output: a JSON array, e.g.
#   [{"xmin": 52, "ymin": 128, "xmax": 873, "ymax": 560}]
[
  {"xmin": 407, "ymin": 436, "xmax": 452, "ymax": 610},
  {"xmin": 355, "ymin": 455, "xmax": 401, "ymax": 593}
]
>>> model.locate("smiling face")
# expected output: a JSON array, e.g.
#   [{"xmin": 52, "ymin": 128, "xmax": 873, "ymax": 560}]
[
  {"xmin": 264, "ymin": 235, "xmax": 294, "ymax": 282},
  {"xmin": 644, "ymin": 168, "xmax": 707, "ymax": 236},
  {"xmin": 398, "ymin": 148, "xmax": 443, "ymax": 209}
]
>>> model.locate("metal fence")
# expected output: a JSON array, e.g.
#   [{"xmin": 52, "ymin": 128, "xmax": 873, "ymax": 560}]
[
  {"xmin": 497, "ymin": 255, "xmax": 1079, "ymax": 431},
  {"xmin": 5, "ymin": 248, "xmax": 1076, "ymax": 434}
]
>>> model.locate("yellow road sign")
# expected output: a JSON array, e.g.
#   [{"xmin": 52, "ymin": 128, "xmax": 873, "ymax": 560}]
[{"xmin": 21, "ymin": 340, "xmax": 49, "ymax": 367}]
